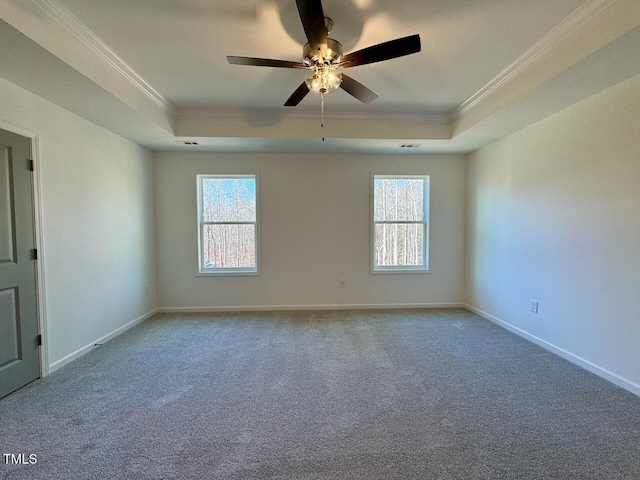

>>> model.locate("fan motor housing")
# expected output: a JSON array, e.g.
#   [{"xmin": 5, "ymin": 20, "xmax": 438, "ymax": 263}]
[{"xmin": 303, "ymin": 38, "xmax": 343, "ymax": 66}]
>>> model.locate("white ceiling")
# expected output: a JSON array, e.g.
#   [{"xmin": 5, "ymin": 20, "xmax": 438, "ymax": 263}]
[
  {"xmin": 58, "ymin": 0, "xmax": 584, "ymax": 111},
  {"xmin": 1, "ymin": 0, "xmax": 639, "ymax": 153}
]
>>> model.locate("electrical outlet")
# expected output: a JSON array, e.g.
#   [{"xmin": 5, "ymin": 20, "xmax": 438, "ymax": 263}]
[
  {"xmin": 530, "ymin": 299, "xmax": 538, "ymax": 313},
  {"xmin": 339, "ymin": 279, "xmax": 346, "ymax": 289},
  {"xmin": 145, "ymin": 286, "xmax": 150, "ymax": 296}
]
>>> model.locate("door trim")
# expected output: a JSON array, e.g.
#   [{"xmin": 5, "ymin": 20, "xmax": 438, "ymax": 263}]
[{"xmin": 0, "ymin": 119, "xmax": 49, "ymax": 377}]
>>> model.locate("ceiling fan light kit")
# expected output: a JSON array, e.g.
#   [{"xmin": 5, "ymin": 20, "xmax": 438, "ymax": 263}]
[
  {"xmin": 306, "ymin": 67, "xmax": 342, "ymax": 94},
  {"xmin": 227, "ymin": 0, "xmax": 422, "ymax": 107}
]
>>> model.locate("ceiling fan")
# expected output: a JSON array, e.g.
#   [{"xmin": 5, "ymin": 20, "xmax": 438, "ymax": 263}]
[{"xmin": 227, "ymin": 0, "xmax": 421, "ymax": 107}]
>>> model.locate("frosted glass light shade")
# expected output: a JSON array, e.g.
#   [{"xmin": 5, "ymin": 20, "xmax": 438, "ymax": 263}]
[{"xmin": 306, "ymin": 69, "xmax": 342, "ymax": 94}]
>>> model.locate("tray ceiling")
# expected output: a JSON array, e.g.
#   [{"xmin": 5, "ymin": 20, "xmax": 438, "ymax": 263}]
[{"xmin": 1, "ymin": 0, "xmax": 639, "ymax": 152}]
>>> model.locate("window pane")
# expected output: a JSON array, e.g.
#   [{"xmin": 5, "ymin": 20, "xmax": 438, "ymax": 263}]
[
  {"xmin": 203, "ymin": 224, "xmax": 256, "ymax": 269},
  {"xmin": 202, "ymin": 178, "xmax": 256, "ymax": 222},
  {"xmin": 373, "ymin": 178, "xmax": 424, "ymax": 221},
  {"xmin": 374, "ymin": 223, "xmax": 424, "ymax": 267}
]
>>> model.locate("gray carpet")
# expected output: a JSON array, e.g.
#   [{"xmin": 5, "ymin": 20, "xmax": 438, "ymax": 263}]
[{"xmin": 1, "ymin": 309, "xmax": 639, "ymax": 479}]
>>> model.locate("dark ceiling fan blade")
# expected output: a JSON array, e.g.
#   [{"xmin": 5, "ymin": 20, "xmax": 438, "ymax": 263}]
[
  {"xmin": 227, "ymin": 56, "xmax": 308, "ymax": 69},
  {"xmin": 340, "ymin": 74, "xmax": 378, "ymax": 104},
  {"xmin": 295, "ymin": 0, "xmax": 328, "ymax": 47},
  {"xmin": 284, "ymin": 82, "xmax": 311, "ymax": 106},
  {"xmin": 340, "ymin": 34, "xmax": 421, "ymax": 68}
]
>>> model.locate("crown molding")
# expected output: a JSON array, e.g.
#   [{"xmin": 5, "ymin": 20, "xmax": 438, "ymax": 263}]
[
  {"xmin": 30, "ymin": 0, "xmax": 175, "ymax": 117},
  {"xmin": 454, "ymin": 0, "xmax": 616, "ymax": 121},
  {"xmin": 175, "ymin": 108, "xmax": 452, "ymax": 126}
]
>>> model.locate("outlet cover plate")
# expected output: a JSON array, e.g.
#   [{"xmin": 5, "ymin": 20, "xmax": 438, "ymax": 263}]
[{"xmin": 530, "ymin": 299, "xmax": 539, "ymax": 313}]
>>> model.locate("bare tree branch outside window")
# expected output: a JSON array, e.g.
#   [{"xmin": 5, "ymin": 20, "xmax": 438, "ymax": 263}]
[
  {"xmin": 199, "ymin": 175, "xmax": 257, "ymax": 272},
  {"xmin": 373, "ymin": 176, "xmax": 429, "ymax": 270}
]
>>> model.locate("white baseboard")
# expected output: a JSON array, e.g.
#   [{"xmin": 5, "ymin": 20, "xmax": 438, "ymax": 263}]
[
  {"xmin": 48, "ymin": 308, "xmax": 158, "ymax": 374},
  {"xmin": 158, "ymin": 303, "xmax": 464, "ymax": 313},
  {"xmin": 464, "ymin": 304, "xmax": 640, "ymax": 398}
]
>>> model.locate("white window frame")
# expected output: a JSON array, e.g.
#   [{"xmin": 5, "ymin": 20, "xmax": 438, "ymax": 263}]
[
  {"xmin": 196, "ymin": 174, "xmax": 260, "ymax": 276},
  {"xmin": 371, "ymin": 174, "xmax": 430, "ymax": 274}
]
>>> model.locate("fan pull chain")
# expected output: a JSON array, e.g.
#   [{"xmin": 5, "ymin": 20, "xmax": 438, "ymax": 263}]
[{"xmin": 321, "ymin": 92, "xmax": 325, "ymax": 142}]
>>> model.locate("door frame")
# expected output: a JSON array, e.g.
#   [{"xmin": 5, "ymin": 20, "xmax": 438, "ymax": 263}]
[{"xmin": 0, "ymin": 119, "xmax": 49, "ymax": 377}]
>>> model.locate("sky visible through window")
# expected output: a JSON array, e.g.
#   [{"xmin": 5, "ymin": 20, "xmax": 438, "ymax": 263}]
[
  {"xmin": 374, "ymin": 177, "xmax": 426, "ymax": 268},
  {"xmin": 201, "ymin": 177, "xmax": 256, "ymax": 269}
]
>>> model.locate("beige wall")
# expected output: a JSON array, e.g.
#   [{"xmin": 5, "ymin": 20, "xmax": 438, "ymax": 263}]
[
  {"xmin": 155, "ymin": 152, "xmax": 466, "ymax": 309},
  {"xmin": 0, "ymin": 77, "xmax": 157, "ymax": 371},
  {"xmin": 466, "ymin": 73, "xmax": 640, "ymax": 393}
]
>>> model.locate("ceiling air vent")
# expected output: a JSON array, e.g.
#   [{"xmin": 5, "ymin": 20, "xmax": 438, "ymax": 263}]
[
  {"xmin": 399, "ymin": 144, "xmax": 421, "ymax": 148},
  {"xmin": 175, "ymin": 140, "xmax": 199, "ymax": 146}
]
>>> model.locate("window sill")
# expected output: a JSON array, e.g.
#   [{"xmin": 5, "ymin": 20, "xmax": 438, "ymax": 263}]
[
  {"xmin": 371, "ymin": 269, "xmax": 431, "ymax": 275},
  {"xmin": 196, "ymin": 271, "xmax": 260, "ymax": 277}
]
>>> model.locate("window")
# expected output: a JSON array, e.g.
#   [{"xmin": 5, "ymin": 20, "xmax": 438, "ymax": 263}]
[
  {"xmin": 372, "ymin": 175, "xmax": 430, "ymax": 272},
  {"xmin": 197, "ymin": 174, "xmax": 259, "ymax": 275}
]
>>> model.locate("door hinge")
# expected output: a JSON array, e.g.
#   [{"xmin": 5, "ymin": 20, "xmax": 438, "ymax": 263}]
[
  {"xmin": 27, "ymin": 159, "xmax": 34, "ymax": 171},
  {"xmin": 31, "ymin": 248, "xmax": 38, "ymax": 260},
  {"xmin": 36, "ymin": 335, "xmax": 42, "ymax": 346}
]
